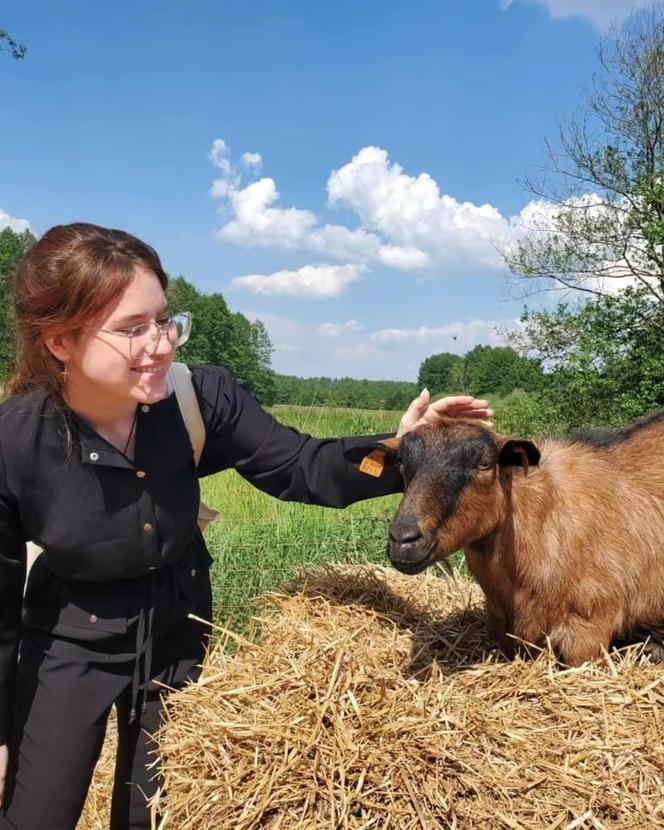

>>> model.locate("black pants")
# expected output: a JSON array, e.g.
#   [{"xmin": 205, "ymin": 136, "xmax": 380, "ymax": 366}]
[{"xmin": 0, "ymin": 543, "xmax": 212, "ymax": 830}]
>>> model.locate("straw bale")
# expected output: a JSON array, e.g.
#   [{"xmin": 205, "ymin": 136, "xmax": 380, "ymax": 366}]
[
  {"xmin": 78, "ymin": 565, "xmax": 664, "ymax": 829},
  {"xmin": 78, "ymin": 710, "xmax": 116, "ymax": 829}
]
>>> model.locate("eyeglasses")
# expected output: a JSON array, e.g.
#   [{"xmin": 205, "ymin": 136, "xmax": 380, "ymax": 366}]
[{"xmin": 85, "ymin": 311, "xmax": 192, "ymax": 359}]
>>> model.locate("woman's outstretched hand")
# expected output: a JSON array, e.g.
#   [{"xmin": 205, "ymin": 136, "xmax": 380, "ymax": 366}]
[{"xmin": 397, "ymin": 389, "xmax": 494, "ymax": 438}]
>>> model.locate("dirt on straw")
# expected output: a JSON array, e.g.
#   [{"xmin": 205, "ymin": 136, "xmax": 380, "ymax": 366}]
[{"xmin": 80, "ymin": 565, "xmax": 664, "ymax": 830}]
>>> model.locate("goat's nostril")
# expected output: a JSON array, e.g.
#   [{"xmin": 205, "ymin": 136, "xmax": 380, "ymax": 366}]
[{"xmin": 390, "ymin": 524, "xmax": 423, "ymax": 545}]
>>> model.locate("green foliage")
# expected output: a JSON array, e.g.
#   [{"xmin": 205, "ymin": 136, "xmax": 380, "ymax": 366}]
[
  {"xmin": 491, "ymin": 390, "xmax": 564, "ymax": 439},
  {"xmin": 272, "ymin": 375, "xmax": 418, "ymax": 411},
  {"xmin": 167, "ymin": 276, "xmax": 276, "ymax": 403},
  {"xmin": 509, "ymin": 286, "xmax": 664, "ymax": 430},
  {"xmin": 414, "ymin": 345, "xmax": 544, "ymax": 400},
  {"xmin": 0, "ymin": 227, "xmax": 36, "ymax": 381},
  {"xmin": 417, "ymin": 352, "xmax": 463, "ymax": 395},
  {"xmin": 463, "ymin": 345, "xmax": 544, "ymax": 397},
  {"xmin": 0, "ymin": 29, "xmax": 27, "ymax": 60}
]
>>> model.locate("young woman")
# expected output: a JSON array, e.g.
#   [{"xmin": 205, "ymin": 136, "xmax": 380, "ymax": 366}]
[{"xmin": 0, "ymin": 223, "xmax": 492, "ymax": 830}]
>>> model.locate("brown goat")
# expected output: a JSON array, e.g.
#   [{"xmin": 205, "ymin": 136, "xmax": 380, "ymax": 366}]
[{"xmin": 347, "ymin": 413, "xmax": 664, "ymax": 665}]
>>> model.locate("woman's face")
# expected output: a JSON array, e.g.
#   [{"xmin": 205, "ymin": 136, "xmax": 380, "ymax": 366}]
[{"xmin": 60, "ymin": 265, "xmax": 175, "ymax": 406}]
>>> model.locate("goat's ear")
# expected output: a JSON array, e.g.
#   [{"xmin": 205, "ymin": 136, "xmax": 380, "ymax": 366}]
[
  {"xmin": 496, "ymin": 437, "xmax": 541, "ymax": 475},
  {"xmin": 343, "ymin": 436, "xmax": 400, "ymax": 466}
]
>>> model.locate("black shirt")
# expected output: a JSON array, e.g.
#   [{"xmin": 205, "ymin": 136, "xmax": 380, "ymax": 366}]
[{"xmin": 0, "ymin": 364, "xmax": 402, "ymax": 743}]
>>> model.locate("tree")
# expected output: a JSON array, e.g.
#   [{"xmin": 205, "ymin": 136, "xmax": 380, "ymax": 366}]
[
  {"xmin": 504, "ymin": 5, "xmax": 664, "ymax": 303},
  {"xmin": 463, "ymin": 345, "xmax": 544, "ymax": 397},
  {"xmin": 0, "ymin": 29, "xmax": 26, "ymax": 60},
  {"xmin": 0, "ymin": 227, "xmax": 36, "ymax": 381},
  {"xmin": 509, "ymin": 286, "xmax": 664, "ymax": 428},
  {"xmin": 166, "ymin": 275, "xmax": 215, "ymax": 365},
  {"xmin": 417, "ymin": 352, "xmax": 463, "ymax": 394},
  {"xmin": 164, "ymin": 276, "xmax": 277, "ymax": 401}
]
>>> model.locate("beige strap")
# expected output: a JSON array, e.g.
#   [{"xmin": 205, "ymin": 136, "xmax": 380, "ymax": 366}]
[
  {"xmin": 168, "ymin": 362, "xmax": 220, "ymax": 530},
  {"xmin": 168, "ymin": 362, "xmax": 206, "ymax": 465}
]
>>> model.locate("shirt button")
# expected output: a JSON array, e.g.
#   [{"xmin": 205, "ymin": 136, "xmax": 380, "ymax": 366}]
[
  {"xmin": 89, "ymin": 452, "xmax": 99, "ymax": 461},
  {"xmin": 143, "ymin": 523, "xmax": 153, "ymax": 532},
  {"xmin": 89, "ymin": 614, "xmax": 98, "ymax": 624},
  {"xmin": 141, "ymin": 405, "xmax": 150, "ymax": 413},
  {"xmin": 190, "ymin": 568, "xmax": 197, "ymax": 577},
  {"xmin": 136, "ymin": 470, "xmax": 146, "ymax": 479}
]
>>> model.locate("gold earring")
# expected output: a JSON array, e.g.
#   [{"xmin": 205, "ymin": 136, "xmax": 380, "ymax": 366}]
[{"xmin": 60, "ymin": 364, "xmax": 69, "ymax": 384}]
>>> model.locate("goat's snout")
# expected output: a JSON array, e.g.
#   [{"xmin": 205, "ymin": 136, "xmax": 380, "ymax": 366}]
[{"xmin": 388, "ymin": 514, "xmax": 434, "ymax": 575}]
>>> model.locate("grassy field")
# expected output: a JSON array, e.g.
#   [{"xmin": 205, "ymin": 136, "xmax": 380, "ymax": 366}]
[{"xmin": 201, "ymin": 405, "xmax": 418, "ymax": 631}]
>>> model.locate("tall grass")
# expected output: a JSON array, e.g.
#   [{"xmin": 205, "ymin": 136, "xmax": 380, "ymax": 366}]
[{"xmin": 202, "ymin": 405, "xmax": 404, "ymax": 630}]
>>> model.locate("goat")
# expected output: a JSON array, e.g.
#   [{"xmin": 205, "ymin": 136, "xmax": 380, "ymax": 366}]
[{"xmin": 347, "ymin": 413, "xmax": 664, "ymax": 665}]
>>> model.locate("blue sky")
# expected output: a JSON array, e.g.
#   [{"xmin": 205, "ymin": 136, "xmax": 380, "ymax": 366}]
[{"xmin": 0, "ymin": 0, "xmax": 648, "ymax": 380}]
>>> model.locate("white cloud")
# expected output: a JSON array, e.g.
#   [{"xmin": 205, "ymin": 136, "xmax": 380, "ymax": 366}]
[
  {"xmin": 335, "ymin": 342, "xmax": 386, "ymax": 361},
  {"xmin": 370, "ymin": 320, "xmax": 512, "ymax": 352},
  {"xmin": 0, "ymin": 208, "xmax": 31, "ymax": 233},
  {"xmin": 212, "ymin": 139, "xmax": 645, "ymax": 300},
  {"xmin": 218, "ymin": 178, "xmax": 317, "ymax": 249},
  {"xmin": 237, "ymin": 308, "xmax": 519, "ymax": 381},
  {"xmin": 208, "ymin": 139, "xmax": 233, "ymax": 177},
  {"xmin": 240, "ymin": 152, "xmax": 263, "ymax": 171},
  {"xmin": 327, "ymin": 146, "xmax": 510, "ymax": 270},
  {"xmin": 231, "ymin": 263, "xmax": 366, "ymax": 298},
  {"xmin": 500, "ymin": 0, "xmax": 652, "ymax": 32},
  {"xmin": 318, "ymin": 319, "xmax": 364, "ymax": 338},
  {"xmin": 208, "ymin": 140, "xmax": 441, "ymax": 273},
  {"xmin": 378, "ymin": 245, "xmax": 432, "ymax": 269},
  {"xmin": 505, "ymin": 192, "xmax": 661, "ymax": 295},
  {"xmin": 330, "ymin": 318, "xmax": 517, "ymax": 379}
]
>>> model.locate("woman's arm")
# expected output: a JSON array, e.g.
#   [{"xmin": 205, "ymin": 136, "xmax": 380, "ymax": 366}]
[{"xmin": 190, "ymin": 366, "xmax": 491, "ymax": 508}]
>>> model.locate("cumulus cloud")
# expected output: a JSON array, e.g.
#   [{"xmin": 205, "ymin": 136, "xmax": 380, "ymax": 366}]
[
  {"xmin": 327, "ymin": 146, "xmax": 512, "ymax": 270},
  {"xmin": 211, "ymin": 139, "xmax": 633, "ymax": 298},
  {"xmin": 499, "ymin": 0, "xmax": 652, "ymax": 32},
  {"xmin": 219, "ymin": 178, "xmax": 317, "ymax": 249},
  {"xmin": 318, "ymin": 319, "xmax": 364, "ymax": 338},
  {"xmin": 240, "ymin": 152, "xmax": 263, "ymax": 171},
  {"xmin": 231, "ymin": 263, "xmax": 366, "ymax": 298},
  {"xmin": 0, "ymin": 208, "xmax": 31, "ymax": 233},
  {"xmin": 208, "ymin": 140, "xmax": 441, "ymax": 272}
]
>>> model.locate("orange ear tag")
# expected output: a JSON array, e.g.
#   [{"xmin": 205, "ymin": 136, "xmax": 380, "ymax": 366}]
[{"xmin": 359, "ymin": 449, "xmax": 386, "ymax": 478}]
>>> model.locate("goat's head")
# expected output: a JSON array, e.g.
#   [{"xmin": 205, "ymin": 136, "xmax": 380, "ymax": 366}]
[{"xmin": 346, "ymin": 419, "xmax": 540, "ymax": 575}]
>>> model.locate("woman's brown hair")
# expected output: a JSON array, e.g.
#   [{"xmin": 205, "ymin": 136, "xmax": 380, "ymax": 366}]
[{"xmin": 8, "ymin": 222, "xmax": 169, "ymax": 401}]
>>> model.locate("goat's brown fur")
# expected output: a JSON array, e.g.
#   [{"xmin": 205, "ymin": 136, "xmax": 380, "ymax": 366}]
[{"xmin": 370, "ymin": 414, "xmax": 664, "ymax": 665}]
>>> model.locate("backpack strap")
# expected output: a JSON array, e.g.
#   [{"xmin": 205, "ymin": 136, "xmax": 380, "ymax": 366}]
[
  {"xmin": 168, "ymin": 362, "xmax": 205, "ymax": 465},
  {"xmin": 168, "ymin": 362, "xmax": 220, "ymax": 530}
]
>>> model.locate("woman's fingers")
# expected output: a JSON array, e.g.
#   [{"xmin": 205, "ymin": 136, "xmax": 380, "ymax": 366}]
[
  {"xmin": 396, "ymin": 388, "xmax": 430, "ymax": 437},
  {"xmin": 397, "ymin": 391, "xmax": 494, "ymax": 437},
  {"xmin": 423, "ymin": 395, "xmax": 494, "ymax": 422}
]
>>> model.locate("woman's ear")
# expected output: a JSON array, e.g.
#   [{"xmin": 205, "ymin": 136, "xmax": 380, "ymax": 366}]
[{"xmin": 43, "ymin": 331, "xmax": 74, "ymax": 364}]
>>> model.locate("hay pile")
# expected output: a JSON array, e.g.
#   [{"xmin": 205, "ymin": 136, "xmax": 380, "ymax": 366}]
[{"xmin": 80, "ymin": 565, "xmax": 664, "ymax": 829}]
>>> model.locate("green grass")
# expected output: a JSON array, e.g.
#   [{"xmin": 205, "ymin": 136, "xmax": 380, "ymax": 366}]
[{"xmin": 202, "ymin": 405, "xmax": 407, "ymax": 630}]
